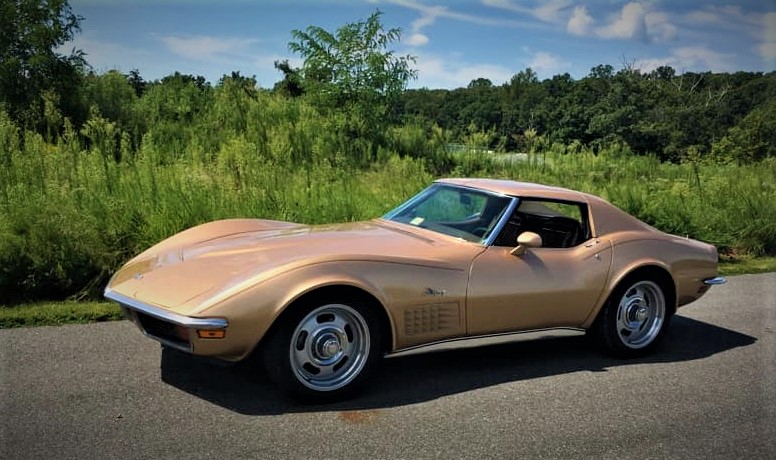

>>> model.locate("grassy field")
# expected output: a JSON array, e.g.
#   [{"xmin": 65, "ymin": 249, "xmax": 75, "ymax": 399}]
[
  {"xmin": 718, "ymin": 256, "xmax": 776, "ymax": 276},
  {"xmin": 2, "ymin": 92, "xmax": 775, "ymax": 316},
  {"xmin": 0, "ymin": 301, "xmax": 121, "ymax": 328}
]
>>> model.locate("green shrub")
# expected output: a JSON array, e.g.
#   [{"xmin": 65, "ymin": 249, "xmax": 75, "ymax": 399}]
[{"xmin": 1, "ymin": 98, "xmax": 774, "ymax": 304}]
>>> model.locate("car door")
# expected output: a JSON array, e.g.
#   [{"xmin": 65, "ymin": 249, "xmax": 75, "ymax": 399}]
[{"xmin": 466, "ymin": 199, "xmax": 613, "ymax": 335}]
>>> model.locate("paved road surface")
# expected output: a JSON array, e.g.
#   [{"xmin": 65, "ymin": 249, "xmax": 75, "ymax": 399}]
[{"xmin": 1, "ymin": 273, "xmax": 774, "ymax": 459}]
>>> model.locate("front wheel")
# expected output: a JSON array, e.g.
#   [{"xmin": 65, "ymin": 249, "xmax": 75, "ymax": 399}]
[
  {"xmin": 593, "ymin": 279, "xmax": 671, "ymax": 358},
  {"xmin": 263, "ymin": 301, "xmax": 381, "ymax": 402}
]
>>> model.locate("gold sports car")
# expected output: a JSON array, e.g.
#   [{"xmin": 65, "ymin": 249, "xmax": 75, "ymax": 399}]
[{"xmin": 105, "ymin": 178, "xmax": 726, "ymax": 401}]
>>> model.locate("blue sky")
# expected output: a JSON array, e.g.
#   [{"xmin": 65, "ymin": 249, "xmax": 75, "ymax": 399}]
[{"xmin": 67, "ymin": 0, "xmax": 776, "ymax": 89}]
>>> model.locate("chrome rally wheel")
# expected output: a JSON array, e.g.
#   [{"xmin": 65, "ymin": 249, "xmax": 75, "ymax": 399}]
[
  {"xmin": 593, "ymin": 275, "xmax": 672, "ymax": 358},
  {"xmin": 289, "ymin": 304, "xmax": 370, "ymax": 392},
  {"xmin": 615, "ymin": 280, "xmax": 665, "ymax": 349},
  {"xmin": 263, "ymin": 298, "xmax": 381, "ymax": 402}
]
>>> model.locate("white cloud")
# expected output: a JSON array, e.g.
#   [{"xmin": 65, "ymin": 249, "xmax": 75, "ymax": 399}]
[
  {"xmin": 158, "ymin": 35, "xmax": 258, "ymax": 61},
  {"xmin": 645, "ymin": 11, "xmax": 677, "ymax": 42},
  {"xmin": 526, "ymin": 50, "xmax": 570, "ymax": 77},
  {"xmin": 684, "ymin": 5, "xmax": 761, "ymax": 38},
  {"xmin": 765, "ymin": 12, "xmax": 776, "ymax": 42},
  {"xmin": 396, "ymin": 0, "xmax": 540, "ymax": 48},
  {"xmin": 388, "ymin": 0, "xmax": 533, "ymax": 28},
  {"xmin": 481, "ymin": 0, "xmax": 525, "ymax": 14},
  {"xmin": 596, "ymin": 2, "xmax": 648, "ymax": 41},
  {"xmin": 567, "ymin": 6, "xmax": 594, "ymax": 36},
  {"xmin": 673, "ymin": 46, "xmax": 734, "ymax": 71},
  {"xmin": 635, "ymin": 46, "xmax": 735, "ymax": 74},
  {"xmin": 412, "ymin": 6, "xmax": 443, "ymax": 30},
  {"xmin": 532, "ymin": 0, "xmax": 572, "ymax": 23},
  {"xmin": 482, "ymin": 0, "xmax": 571, "ymax": 23},
  {"xmin": 63, "ymin": 33, "xmax": 152, "ymax": 74},
  {"xmin": 633, "ymin": 57, "xmax": 675, "ymax": 73},
  {"xmin": 403, "ymin": 5, "xmax": 446, "ymax": 47},
  {"xmin": 761, "ymin": 13, "xmax": 776, "ymax": 65},
  {"xmin": 406, "ymin": 33, "xmax": 429, "ymax": 46},
  {"xmin": 758, "ymin": 42, "xmax": 776, "ymax": 61},
  {"xmin": 686, "ymin": 8, "xmax": 775, "ymax": 66},
  {"xmin": 686, "ymin": 5, "xmax": 756, "ymax": 26},
  {"xmin": 412, "ymin": 53, "xmax": 512, "ymax": 89}
]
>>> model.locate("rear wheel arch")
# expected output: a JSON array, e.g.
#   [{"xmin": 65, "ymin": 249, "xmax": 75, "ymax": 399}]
[
  {"xmin": 583, "ymin": 263, "xmax": 676, "ymax": 329},
  {"xmin": 616, "ymin": 265, "xmax": 677, "ymax": 314},
  {"xmin": 590, "ymin": 264, "xmax": 677, "ymax": 357}
]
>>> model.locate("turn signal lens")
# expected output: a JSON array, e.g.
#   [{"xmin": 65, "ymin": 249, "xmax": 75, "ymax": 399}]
[{"xmin": 197, "ymin": 329, "xmax": 226, "ymax": 339}]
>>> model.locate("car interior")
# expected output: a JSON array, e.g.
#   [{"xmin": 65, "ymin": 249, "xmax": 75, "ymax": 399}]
[{"xmin": 493, "ymin": 199, "xmax": 589, "ymax": 249}]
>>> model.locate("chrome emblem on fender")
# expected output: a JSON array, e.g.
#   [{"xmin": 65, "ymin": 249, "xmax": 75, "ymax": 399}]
[{"xmin": 424, "ymin": 287, "xmax": 446, "ymax": 297}]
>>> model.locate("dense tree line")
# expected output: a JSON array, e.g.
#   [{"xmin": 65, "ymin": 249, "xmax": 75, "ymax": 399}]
[
  {"xmin": 12, "ymin": 63, "xmax": 775, "ymax": 166},
  {"xmin": 399, "ymin": 66, "xmax": 776, "ymax": 163},
  {"xmin": 1, "ymin": 0, "xmax": 774, "ymax": 167}
]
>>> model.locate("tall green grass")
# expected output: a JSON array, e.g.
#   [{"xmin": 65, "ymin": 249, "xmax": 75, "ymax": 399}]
[{"xmin": 1, "ymin": 92, "xmax": 774, "ymax": 304}]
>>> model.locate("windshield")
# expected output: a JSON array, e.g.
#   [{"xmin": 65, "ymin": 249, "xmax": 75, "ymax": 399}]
[{"xmin": 383, "ymin": 184, "xmax": 513, "ymax": 243}]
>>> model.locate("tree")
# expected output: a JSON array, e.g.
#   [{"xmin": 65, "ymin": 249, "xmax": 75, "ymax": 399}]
[
  {"xmin": 136, "ymin": 72, "xmax": 213, "ymax": 162},
  {"xmin": 82, "ymin": 70, "xmax": 141, "ymax": 151},
  {"xmin": 468, "ymin": 78, "xmax": 493, "ymax": 89},
  {"xmin": 127, "ymin": 69, "xmax": 146, "ymax": 98},
  {"xmin": 272, "ymin": 60, "xmax": 304, "ymax": 98},
  {"xmin": 500, "ymin": 68, "xmax": 547, "ymax": 149},
  {"xmin": 83, "ymin": 70, "xmax": 137, "ymax": 126},
  {"xmin": 0, "ymin": 0, "xmax": 87, "ymax": 129},
  {"xmin": 288, "ymin": 10, "xmax": 417, "ymax": 148},
  {"xmin": 711, "ymin": 100, "xmax": 776, "ymax": 163}
]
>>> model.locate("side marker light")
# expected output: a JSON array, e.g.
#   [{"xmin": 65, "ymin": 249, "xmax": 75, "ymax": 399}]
[{"xmin": 197, "ymin": 329, "xmax": 226, "ymax": 339}]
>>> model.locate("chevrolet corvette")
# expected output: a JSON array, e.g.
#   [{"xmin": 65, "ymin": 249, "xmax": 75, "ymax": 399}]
[{"xmin": 105, "ymin": 178, "xmax": 725, "ymax": 401}]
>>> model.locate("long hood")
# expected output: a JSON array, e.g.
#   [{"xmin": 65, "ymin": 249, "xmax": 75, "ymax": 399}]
[{"xmin": 107, "ymin": 219, "xmax": 481, "ymax": 314}]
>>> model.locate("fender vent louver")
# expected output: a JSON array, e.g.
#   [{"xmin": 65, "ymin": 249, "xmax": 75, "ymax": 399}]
[{"xmin": 404, "ymin": 303, "xmax": 460, "ymax": 335}]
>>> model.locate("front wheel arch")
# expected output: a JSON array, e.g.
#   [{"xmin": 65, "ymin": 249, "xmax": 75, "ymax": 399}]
[
  {"xmin": 269, "ymin": 285, "xmax": 394, "ymax": 354},
  {"xmin": 260, "ymin": 285, "xmax": 392, "ymax": 401}
]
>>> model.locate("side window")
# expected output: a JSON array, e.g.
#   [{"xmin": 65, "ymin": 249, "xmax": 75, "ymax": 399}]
[{"xmin": 493, "ymin": 199, "xmax": 590, "ymax": 248}]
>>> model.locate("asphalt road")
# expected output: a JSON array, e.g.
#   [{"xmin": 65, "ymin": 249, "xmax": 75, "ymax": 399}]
[{"xmin": 1, "ymin": 273, "xmax": 774, "ymax": 459}]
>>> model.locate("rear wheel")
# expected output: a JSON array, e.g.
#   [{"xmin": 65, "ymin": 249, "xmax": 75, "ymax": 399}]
[
  {"xmin": 263, "ymin": 300, "xmax": 381, "ymax": 402},
  {"xmin": 593, "ymin": 278, "xmax": 671, "ymax": 358}
]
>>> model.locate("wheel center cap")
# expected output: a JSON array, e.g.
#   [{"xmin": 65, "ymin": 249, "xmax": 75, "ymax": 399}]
[
  {"xmin": 320, "ymin": 337, "xmax": 341, "ymax": 358},
  {"xmin": 635, "ymin": 306, "xmax": 649, "ymax": 322}
]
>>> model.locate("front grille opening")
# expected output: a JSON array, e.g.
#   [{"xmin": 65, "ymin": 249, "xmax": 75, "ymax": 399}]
[{"xmin": 136, "ymin": 312, "xmax": 190, "ymax": 348}]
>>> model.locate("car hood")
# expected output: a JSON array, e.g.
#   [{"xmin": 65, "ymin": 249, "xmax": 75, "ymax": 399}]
[{"xmin": 107, "ymin": 219, "xmax": 482, "ymax": 315}]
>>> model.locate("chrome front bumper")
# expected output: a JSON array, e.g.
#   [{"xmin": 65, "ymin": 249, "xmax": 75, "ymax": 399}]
[
  {"xmin": 104, "ymin": 288, "xmax": 228, "ymax": 353},
  {"xmin": 703, "ymin": 276, "xmax": 727, "ymax": 285}
]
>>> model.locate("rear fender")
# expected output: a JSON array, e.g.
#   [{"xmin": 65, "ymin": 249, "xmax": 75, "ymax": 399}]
[{"xmin": 580, "ymin": 241, "xmax": 675, "ymax": 328}]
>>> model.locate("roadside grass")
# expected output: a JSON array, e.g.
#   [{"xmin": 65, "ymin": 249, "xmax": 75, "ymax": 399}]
[
  {"xmin": 2, "ymin": 256, "xmax": 773, "ymax": 329},
  {"xmin": 0, "ymin": 301, "xmax": 121, "ymax": 329},
  {"xmin": 719, "ymin": 256, "xmax": 776, "ymax": 276}
]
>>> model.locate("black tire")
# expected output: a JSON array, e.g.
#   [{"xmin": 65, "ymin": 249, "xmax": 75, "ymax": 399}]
[
  {"xmin": 262, "ymin": 298, "xmax": 382, "ymax": 402},
  {"xmin": 592, "ymin": 277, "xmax": 672, "ymax": 358}
]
